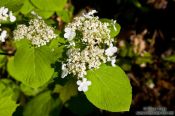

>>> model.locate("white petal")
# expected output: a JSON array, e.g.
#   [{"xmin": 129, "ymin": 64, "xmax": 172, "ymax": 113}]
[
  {"xmin": 86, "ymin": 81, "xmax": 91, "ymax": 86},
  {"xmin": 76, "ymin": 80, "xmax": 82, "ymax": 85},
  {"xmin": 82, "ymin": 86, "xmax": 88, "ymax": 92},
  {"xmin": 111, "ymin": 59, "xmax": 116, "ymax": 67},
  {"xmin": 64, "ymin": 33, "xmax": 69, "ymax": 39},
  {"xmin": 0, "ymin": 30, "xmax": 7, "ymax": 42},
  {"xmin": 9, "ymin": 12, "xmax": 16, "ymax": 22},
  {"xmin": 61, "ymin": 69, "xmax": 68, "ymax": 78},
  {"xmin": 64, "ymin": 27, "xmax": 71, "ymax": 33},
  {"xmin": 78, "ymin": 86, "xmax": 83, "ymax": 91},
  {"xmin": 82, "ymin": 78, "xmax": 87, "ymax": 82}
]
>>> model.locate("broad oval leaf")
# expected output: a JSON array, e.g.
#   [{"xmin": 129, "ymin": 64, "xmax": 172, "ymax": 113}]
[
  {"xmin": 8, "ymin": 40, "xmax": 54, "ymax": 88},
  {"xmin": 85, "ymin": 64, "xmax": 132, "ymax": 112}
]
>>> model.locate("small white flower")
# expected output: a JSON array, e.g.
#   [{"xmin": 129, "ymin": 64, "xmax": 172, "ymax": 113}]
[
  {"xmin": 9, "ymin": 11, "xmax": 16, "ymax": 22},
  {"xmin": 77, "ymin": 78, "xmax": 91, "ymax": 92},
  {"xmin": 0, "ymin": 7, "xmax": 9, "ymax": 21},
  {"xmin": 112, "ymin": 20, "xmax": 117, "ymax": 31},
  {"xmin": 0, "ymin": 30, "xmax": 7, "ymax": 42},
  {"xmin": 83, "ymin": 10, "xmax": 97, "ymax": 19},
  {"xmin": 31, "ymin": 11, "xmax": 42, "ymax": 19},
  {"xmin": 64, "ymin": 27, "xmax": 76, "ymax": 41},
  {"xmin": 105, "ymin": 43, "xmax": 118, "ymax": 56},
  {"xmin": 61, "ymin": 64, "xmax": 69, "ymax": 78},
  {"xmin": 111, "ymin": 56, "xmax": 116, "ymax": 67},
  {"xmin": 0, "ymin": 7, "xmax": 16, "ymax": 22},
  {"xmin": 69, "ymin": 41, "xmax": 75, "ymax": 47}
]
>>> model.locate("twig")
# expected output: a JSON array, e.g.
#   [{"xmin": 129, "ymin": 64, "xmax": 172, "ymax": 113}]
[{"xmin": 0, "ymin": 52, "xmax": 14, "ymax": 56}]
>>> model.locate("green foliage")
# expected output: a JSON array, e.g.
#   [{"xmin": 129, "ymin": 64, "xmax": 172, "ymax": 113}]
[
  {"xmin": 31, "ymin": 0, "xmax": 67, "ymax": 12},
  {"xmin": 53, "ymin": 79, "xmax": 78, "ymax": 103},
  {"xmin": 8, "ymin": 40, "xmax": 54, "ymax": 88},
  {"xmin": 135, "ymin": 52, "xmax": 153, "ymax": 65},
  {"xmin": 0, "ymin": 0, "xmax": 133, "ymax": 114},
  {"xmin": 20, "ymin": 84, "xmax": 46, "ymax": 96},
  {"xmin": 23, "ymin": 91, "xmax": 62, "ymax": 116},
  {"xmin": 0, "ymin": 0, "xmax": 24, "ymax": 12},
  {"xmin": 85, "ymin": 64, "xmax": 132, "ymax": 112},
  {"xmin": 0, "ymin": 51, "xmax": 6, "ymax": 68},
  {"xmin": 56, "ymin": 6, "xmax": 74, "ymax": 23},
  {"xmin": 0, "ymin": 79, "xmax": 19, "ymax": 116},
  {"xmin": 49, "ymin": 36, "xmax": 66, "ymax": 62},
  {"xmin": 163, "ymin": 55, "xmax": 175, "ymax": 63},
  {"xmin": 0, "ymin": 96, "xmax": 19, "ymax": 116},
  {"xmin": 20, "ymin": 0, "xmax": 34, "ymax": 15}
]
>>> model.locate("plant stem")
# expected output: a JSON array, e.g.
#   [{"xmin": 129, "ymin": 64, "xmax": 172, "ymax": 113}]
[{"xmin": 0, "ymin": 52, "xmax": 14, "ymax": 56}]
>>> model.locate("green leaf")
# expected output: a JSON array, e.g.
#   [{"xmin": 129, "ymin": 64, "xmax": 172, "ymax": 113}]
[
  {"xmin": 100, "ymin": 18, "xmax": 121, "ymax": 38},
  {"xmin": 8, "ymin": 40, "xmax": 54, "ymax": 88},
  {"xmin": 56, "ymin": 6, "xmax": 74, "ymax": 23},
  {"xmin": 23, "ymin": 91, "xmax": 62, "ymax": 116},
  {"xmin": 31, "ymin": 0, "xmax": 67, "ymax": 12},
  {"xmin": 0, "ymin": 51, "xmax": 6, "ymax": 68},
  {"xmin": 0, "ymin": 79, "xmax": 20, "ymax": 100},
  {"xmin": 0, "ymin": 79, "xmax": 19, "ymax": 116},
  {"xmin": 20, "ymin": 84, "xmax": 46, "ymax": 96},
  {"xmin": 85, "ymin": 64, "xmax": 132, "ymax": 112},
  {"xmin": 0, "ymin": 96, "xmax": 19, "ymax": 116},
  {"xmin": 34, "ymin": 9, "xmax": 54, "ymax": 19},
  {"xmin": 163, "ymin": 55, "xmax": 175, "ymax": 63},
  {"xmin": 49, "ymin": 37, "xmax": 66, "ymax": 61},
  {"xmin": 20, "ymin": 0, "xmax": 34, "ymax": 15},
  {"xmin": 53, "ymin": 79, "xmax": 78, "ymax": 103},
  {"xmin": 0, "ymin": 0, "xmax": 24, "ymax": 12}
]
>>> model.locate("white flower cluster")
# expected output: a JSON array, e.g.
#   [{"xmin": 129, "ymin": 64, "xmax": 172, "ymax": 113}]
[
  {"xmin": 62, "ymin": 10, "xmax": 118, "ymax": 92},
  {"xmin": 0, "ymin": 24, "xmax": 7, "ymax": 42},
  {"xmin": 0, "ymin": 7, "xmax": 16, "ymax": 42},
  {"xmin": 13, "ymin": 18, "xmax": 57, "ymax": 47},
  {"xmin": 0, "ymin": 7, "xmax": 16, "ymax": 22}
]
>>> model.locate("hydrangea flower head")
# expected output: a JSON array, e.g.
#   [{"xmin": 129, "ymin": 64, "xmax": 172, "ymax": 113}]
[
  {"xmin": 13, "ymin": 17, "xmax": 57, "ymax": 47},
  {"xmin": 61, "ymin": 10, "xmax": 118, "ymax": 92}
]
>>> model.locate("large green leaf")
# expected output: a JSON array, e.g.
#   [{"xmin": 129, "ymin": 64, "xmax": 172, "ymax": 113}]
[
  {"xmin": 0, "ymin": 0, "xmax": 24, "ymax": 12},
  {"xmin": 23, "ymin": 91, "xmax": 62, "ymax": 116},
  {"xmin": 85, "ymin": 64, "xmax": 132, "ymax": 112},
  {"xmin": 0, "ymin": 96, "xmax": 19, "ymax": 116},
  {"xmin": 0, "ymin": 79, "xmax": 19, "ymax": 116},
  {"xmin": 8, "ymin": 40, "xmax": 54, "ymax": 88},
  {"xmin": 34, "ymin": 9, "xmax": 54, "ymax": 19},
  {"xmin": 20, "ymin": 0, "xmax": 34, "ymax": 15},
  {"xmin": 31, "ymin": 0, "xmax": 67, "ymax": 11}
]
